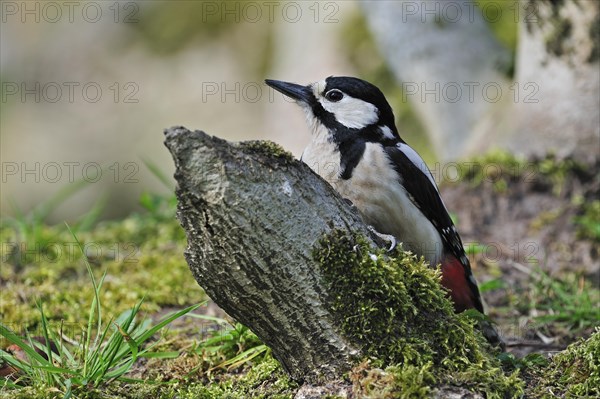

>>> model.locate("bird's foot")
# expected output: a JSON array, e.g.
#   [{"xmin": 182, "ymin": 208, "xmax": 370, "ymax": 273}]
[{"xmin": 367, "ymin": 226, "xmax": 397, "ymax": 252}]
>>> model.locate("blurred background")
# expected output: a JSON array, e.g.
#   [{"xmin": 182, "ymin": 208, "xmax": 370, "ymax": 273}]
[{"xmin": 1, "ymin": 0, "xmax": 598, "ymax": 222}]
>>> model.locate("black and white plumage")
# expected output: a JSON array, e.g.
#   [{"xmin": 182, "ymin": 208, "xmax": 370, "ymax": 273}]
[{"xmin": 266, "ymin": 76, "xmax": 502, "ymax": 347}]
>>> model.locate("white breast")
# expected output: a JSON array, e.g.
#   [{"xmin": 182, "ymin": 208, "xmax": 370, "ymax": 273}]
[
  {"xmin": 305, "ymin": 141, "xmax": 443, "ymax": 265},
  {"xmin": 300, "ymin": 123, "xmax": 342, "ymax": 183}
]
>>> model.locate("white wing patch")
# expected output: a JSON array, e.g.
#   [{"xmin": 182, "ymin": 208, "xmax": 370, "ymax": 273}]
[
  {"xmin": 379, "ymin": 125, "xmax": 396, "ymax": 139},
  {"xmin": 397, "ymin": 143, "xmax": 439, "ymax": 192}
]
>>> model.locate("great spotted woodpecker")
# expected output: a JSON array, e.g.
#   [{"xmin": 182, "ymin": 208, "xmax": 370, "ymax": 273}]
[{"xmin": 266, "ymin": 76, "xmax": 503, "ymax": 348}]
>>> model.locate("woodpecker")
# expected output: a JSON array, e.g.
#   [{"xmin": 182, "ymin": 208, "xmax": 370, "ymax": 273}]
[{"xmin": 266, "ymin": 76, "xmax": 503, "ymax": 347}]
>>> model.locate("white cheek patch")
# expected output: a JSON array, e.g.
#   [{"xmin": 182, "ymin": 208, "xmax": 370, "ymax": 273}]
[
  {"xmin": 313, "ymin": 80, "xmax": 378, "ymax": 130},
  {"xmin": 319, "ymin": 96, "xmax": 379, "ymax": 129}
]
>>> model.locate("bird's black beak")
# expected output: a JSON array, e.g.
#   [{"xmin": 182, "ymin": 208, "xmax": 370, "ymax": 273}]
[{"xmin": 265, "ymin": 79, "xmax": 313, "ymax": 104}]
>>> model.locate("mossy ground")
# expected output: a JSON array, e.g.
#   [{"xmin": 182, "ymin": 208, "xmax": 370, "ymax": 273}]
[
  {"xmin": 1, "ymin": 152, "xmax": 598, "ymax": 398},
  {"xmin": 443, "ymin": 151, "xmax": 599, "ymax": 343},
  {"xmin": 0, "ymin": 201, "xmax": 298, "ymax": 398},
  {"xmin": 1, "ymin": 355, "xmax": 296, "ymax": 399},
  {"xmin": 0, "ymin": 211, "xmax": 201, "ymax": 330},
  {"xmin": 525, "ymin": 329, "xmax": 600, "ymax": 398}
]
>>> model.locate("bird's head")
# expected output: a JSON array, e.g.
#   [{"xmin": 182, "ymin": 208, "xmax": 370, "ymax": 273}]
[{"xmin": 265, "ymin": 76, "xmax": 400, "ymax": 144}]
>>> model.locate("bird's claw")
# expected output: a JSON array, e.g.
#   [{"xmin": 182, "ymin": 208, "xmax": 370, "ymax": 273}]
[{"xmin": 368, "ymin": 226, "xmax": 397, "ymax": 252}]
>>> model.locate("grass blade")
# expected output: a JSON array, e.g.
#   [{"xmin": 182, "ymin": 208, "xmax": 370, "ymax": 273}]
[
  {"xmin": 0, "ymin": 325, "xmax": 52, "ymax": 366},
  {"xmin": 65, "ymin": 223, "xmax": 104, "ymax": 373},
  {"xmin": 134, "ymin": 303, "xmax": 202, "ymax": 344},
  {"xmin": 139, "ymin": 351, "xmax": 181, "ymax": 359},
  {"xmin": 221, "ymin": 345, "xmax": 268, "ymax": 370}
]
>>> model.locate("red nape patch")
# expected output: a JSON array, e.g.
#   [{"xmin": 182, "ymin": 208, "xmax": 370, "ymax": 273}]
[{"xmin": 440, "ymin": 255, "xmax": 477, "ymax": 313}]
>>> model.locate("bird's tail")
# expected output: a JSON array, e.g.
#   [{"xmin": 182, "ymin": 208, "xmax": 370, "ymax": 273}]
[
  {"xmin": 440, "ymin": 254, "xmax": 484, "ymax": 313},
  {"xmin": 441, "ymin": 253, "xmax": 505, "ymax": 349}
]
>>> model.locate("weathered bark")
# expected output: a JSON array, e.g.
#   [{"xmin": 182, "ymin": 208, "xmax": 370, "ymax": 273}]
[{"xmin": 163, "ymin": 126, "xmax": 377, "ymax": 383}]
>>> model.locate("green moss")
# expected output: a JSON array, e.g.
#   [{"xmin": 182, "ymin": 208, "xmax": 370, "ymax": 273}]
[
  {"xmin": 313, "ymin": 230, "xmax": 523, "ymax": 397},
  {"xmin": 527, "ymin": 330, "xmax": 600, "ymax": 398},
  {"xmin": 446, "ymin": 150, "xmax": 524, "ymax": 192},
  {"xmin": 145, "ymin": 355, "xmax": 296, "ymax": 399},
  {"xmin": 448, "ymin": 150, "xmax": 586, "ymax": 195},
  {"xmin": 535, "ymin": 154, "xmax": 587, "ymax": 195},
  {"xmin": 0, "ymin": 354, "xmax": 296, "ymax": 399},
  {"xmin": 147, "ymin": 354, "xmax": 296, "ymax": 399},
  {"xmin": 574, "ymin": 200, "xmax": 600, "ymax": 242},
  {"xmin": 239, "ymin": 140, "xmax": 294, "ymax": 163},
  {"xmin": 0, "ymin": 388, "xmax": 60, "ymax": 399}
]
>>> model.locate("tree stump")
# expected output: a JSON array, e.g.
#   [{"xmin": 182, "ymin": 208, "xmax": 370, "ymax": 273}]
[
  {"xmin": 164, "ymin": 126, "xmax": 381, "ymax": 382},
  {"xmin": 163, "ymin": 127, "xmax": 518, "ymax": 398}
]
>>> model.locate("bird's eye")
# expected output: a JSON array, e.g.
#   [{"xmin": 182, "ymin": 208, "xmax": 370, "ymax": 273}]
[{"xmin": 325, "ymin": 89, "xmax": 344, "ymax": 102}]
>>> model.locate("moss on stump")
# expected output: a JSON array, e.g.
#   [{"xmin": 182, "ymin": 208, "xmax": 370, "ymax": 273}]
[{"xmin": 314, "ymin": 230, "xmax": 523, "ymax": 398}]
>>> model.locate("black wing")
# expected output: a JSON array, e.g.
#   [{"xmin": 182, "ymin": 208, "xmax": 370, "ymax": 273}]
[
  {"xmin": 384, "ymin": 144, "xmax": 486, "ymax": 313},
  {"xmin": 383, "ymin": 143, "xmax": 466, "ymax": 262}
]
